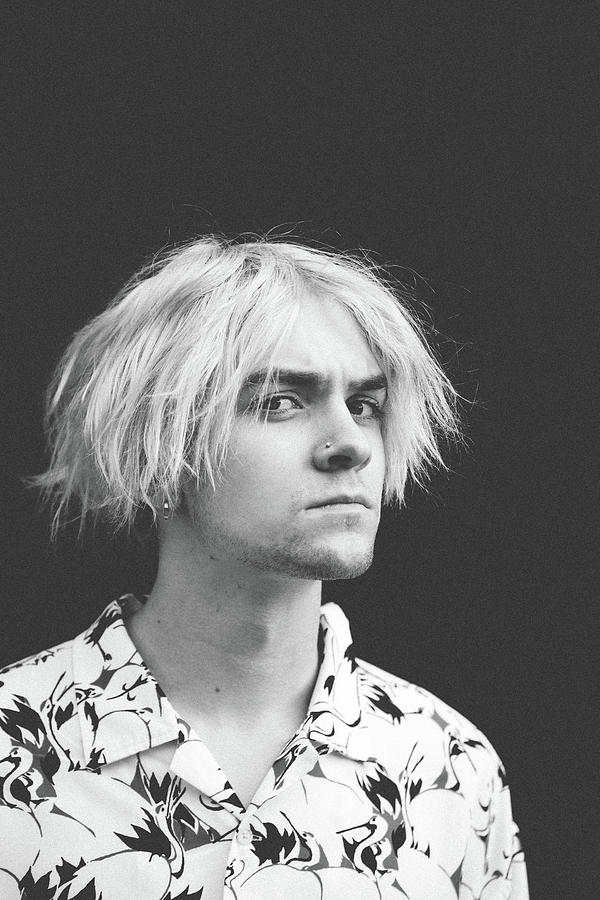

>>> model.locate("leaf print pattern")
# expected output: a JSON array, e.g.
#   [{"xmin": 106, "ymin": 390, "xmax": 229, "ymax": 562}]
[{"xmin": 0, "ymin": 594, "xmax": 529, "ymax": 898}]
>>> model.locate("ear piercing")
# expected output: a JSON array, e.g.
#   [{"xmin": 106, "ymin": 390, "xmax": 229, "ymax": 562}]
[{"xmin": 163, "ymin": 499, "xmax": 170, "ymax": 519}]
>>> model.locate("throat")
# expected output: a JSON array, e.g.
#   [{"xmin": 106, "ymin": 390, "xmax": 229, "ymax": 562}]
[{"xmin": 125, "ymin": 595, "xmax": 323, "ymax": 727}]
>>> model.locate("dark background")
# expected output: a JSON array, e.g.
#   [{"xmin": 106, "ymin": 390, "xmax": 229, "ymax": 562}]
[{"xmin": 1, "ymin": 3, "xmax": 597, "ymax": 897}]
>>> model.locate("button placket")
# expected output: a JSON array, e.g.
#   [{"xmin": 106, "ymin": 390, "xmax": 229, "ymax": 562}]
[{"xmin": 235, "ymin": 813, "xmax": 268, "ymax": 849}]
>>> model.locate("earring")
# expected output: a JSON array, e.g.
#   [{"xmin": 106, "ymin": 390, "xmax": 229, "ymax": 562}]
[{"xmin": 162, "ymin": 499, "xmax": 170, "ymax": 520}]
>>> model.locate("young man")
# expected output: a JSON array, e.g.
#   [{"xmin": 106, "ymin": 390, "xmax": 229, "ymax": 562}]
[{"xmin": 0, "ymin": 237, "xmax": 529, "ymax": 899}]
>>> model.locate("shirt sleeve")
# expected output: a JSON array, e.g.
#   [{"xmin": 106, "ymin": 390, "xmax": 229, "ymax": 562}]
[
  {"xmin": 487, "ymin": 774, "xmax": 529, "ymax": 899},
  {"xmin": 460, "ymin": 755, "xmax": 529, "ymax": 899}
]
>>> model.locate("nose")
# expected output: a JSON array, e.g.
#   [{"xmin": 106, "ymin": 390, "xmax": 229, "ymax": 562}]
[{"xmin": 312, "ymin": 408, "xmax": 373, "ymax": 472}]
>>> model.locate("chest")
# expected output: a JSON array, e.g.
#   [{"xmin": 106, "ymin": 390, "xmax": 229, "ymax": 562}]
[
  {"xmin": 184, "ymin": 716, "xmax": 298, "ymax": 808},
  {"xmin": 14, "ymin": 723, "xmax": 501, "ymax": 899}
]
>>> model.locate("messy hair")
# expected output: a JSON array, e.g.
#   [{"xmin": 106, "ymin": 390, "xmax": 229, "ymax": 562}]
[{"xmin": 29, "ymin": 234, "xmax": 463, "ymax": 537}]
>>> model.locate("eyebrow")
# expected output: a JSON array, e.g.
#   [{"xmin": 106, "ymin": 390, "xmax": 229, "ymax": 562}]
[{"xmin": 244, "ymin": 369, "xmax": 388, "ymax": 394}]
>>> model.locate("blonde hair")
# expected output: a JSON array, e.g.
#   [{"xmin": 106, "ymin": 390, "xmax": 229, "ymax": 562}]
[{"xmin": 29, "ymin": 234, "xmax": 463, "ymax": 537}]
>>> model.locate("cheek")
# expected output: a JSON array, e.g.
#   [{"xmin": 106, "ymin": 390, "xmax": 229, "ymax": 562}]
[
  {"xmin": 229, "ymin": 428, "xmax": 304, "ymax": 483},
  {"xmin": 214, "ymin": 446, "xmax": 291, "ymax": 511}
]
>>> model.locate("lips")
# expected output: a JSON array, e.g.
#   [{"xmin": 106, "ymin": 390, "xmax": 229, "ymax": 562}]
[{"xmin": 307, "ymin": 494, "xmax": 370, "ymax": 509}]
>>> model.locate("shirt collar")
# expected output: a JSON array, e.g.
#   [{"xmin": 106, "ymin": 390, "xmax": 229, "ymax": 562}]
[
  {"xmin": 72, "ymin": 594, "xmax": 376, "ymax": 769},
  {"xmin": 305, "ymin": 601, "xmax": 377, "ymax": 762},
  {"xmin": 72, "ymin": 595, "xmax": 182, "ymax": 769}
]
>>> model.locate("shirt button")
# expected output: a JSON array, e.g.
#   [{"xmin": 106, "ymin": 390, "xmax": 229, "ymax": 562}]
[{"xmin": 237, "ymin": 827, "xmax": 253, "ymax": 846}]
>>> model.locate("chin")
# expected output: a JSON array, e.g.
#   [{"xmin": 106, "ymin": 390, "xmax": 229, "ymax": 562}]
[
  {"xmin": 318, "ymin": 555, "xmax": 374, "ymax": 581},
  {"xmin": 281, "ymin": 540, "xmax": 375, "ymax": 581},
  {"xmin": 230, "ymin": 531, "xmax": 376, "ymax": 581}
]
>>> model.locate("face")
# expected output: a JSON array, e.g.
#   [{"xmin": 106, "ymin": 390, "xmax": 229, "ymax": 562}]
[{"xmin": 183, "ymin": 294, "xmax": 388, "ymax": 581}]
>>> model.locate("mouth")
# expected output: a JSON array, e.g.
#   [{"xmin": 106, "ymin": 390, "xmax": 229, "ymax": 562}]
[{"xmin": 307, "ymin": 494, "xmax": 370, "ymax": 510}]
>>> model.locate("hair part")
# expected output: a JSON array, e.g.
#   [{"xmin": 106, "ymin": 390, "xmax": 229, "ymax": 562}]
[{"xmin": 27, "ymin": 234, "xmax": 464, "ymax": 538}]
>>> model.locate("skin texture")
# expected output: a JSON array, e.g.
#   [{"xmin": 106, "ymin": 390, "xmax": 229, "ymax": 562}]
[{"xmin": 125, "ymin": 294, "xmax": 389, "ymax": 798}]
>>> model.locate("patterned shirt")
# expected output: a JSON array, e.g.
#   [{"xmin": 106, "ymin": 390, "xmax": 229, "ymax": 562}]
[{"xmin": 0, "ymin": 593, "xmax": 528, "ymax": 899}]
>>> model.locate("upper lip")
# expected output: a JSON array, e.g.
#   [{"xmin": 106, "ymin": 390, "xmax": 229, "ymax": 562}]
[{"xmin": 307, "ymin": 494, "xmax": 370, "ymax": 509}]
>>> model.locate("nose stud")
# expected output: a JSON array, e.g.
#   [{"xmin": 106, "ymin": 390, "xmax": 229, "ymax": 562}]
[{"xmin": 325, "ymin": 441, "xmax": 332, "ymax": 449}]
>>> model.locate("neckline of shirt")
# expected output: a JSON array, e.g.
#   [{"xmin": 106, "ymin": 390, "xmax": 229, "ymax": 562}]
[{"xmin": 71, "ymin": 594, "xmax": 378, "ymax": 770}]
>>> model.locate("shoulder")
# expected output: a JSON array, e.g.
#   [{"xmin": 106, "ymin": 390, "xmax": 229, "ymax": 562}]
[
  {"xmin": 354, "ymin": 655, "xmax": 507, "ymax": 782},
  {"xmin": 0, "ymin": 637, "xmax": 80, "ymax": 872},
  {"xmin": 352, "ymin": 657, "xmax": 528, "ymax": 894},
  {"xmin": 0, "ymin": 637, "xmax": 76, "ymax": 750},
  {"xmin": 0, "ymin": 637, "xmax": 74, "ymax": 701},
  {"xmin": 0, "ymin": 597, "xmax": 126, "ymax": 714}
]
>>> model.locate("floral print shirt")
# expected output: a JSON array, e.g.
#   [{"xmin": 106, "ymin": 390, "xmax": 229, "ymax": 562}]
[{"xmin": 0, "ymin": 593, "xmax": 528, "ymax": 899}]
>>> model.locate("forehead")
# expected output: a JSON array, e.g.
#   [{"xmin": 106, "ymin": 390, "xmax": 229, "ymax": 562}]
[{"xmin": 270, "ymin": 293, "xmax": 382, "ymax": 379}]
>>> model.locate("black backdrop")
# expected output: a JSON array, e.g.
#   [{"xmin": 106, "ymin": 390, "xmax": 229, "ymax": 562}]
[{"xmin": 1, "ymin": 4, "xmax": 597, "ymax": 897}]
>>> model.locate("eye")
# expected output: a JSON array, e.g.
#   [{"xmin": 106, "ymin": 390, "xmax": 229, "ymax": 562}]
[
  {"xmin": 347, "ymin": 396, "xmax": 384, "ymax": 419},
  {"xmin": 249, "ymin": 394, "xmax": 302, "ymax": 415}
]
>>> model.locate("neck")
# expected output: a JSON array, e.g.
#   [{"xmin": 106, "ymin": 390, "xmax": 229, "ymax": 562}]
[{"xmin": 126, "ymin": 526, "xmax": 323, "ymax": 729}]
